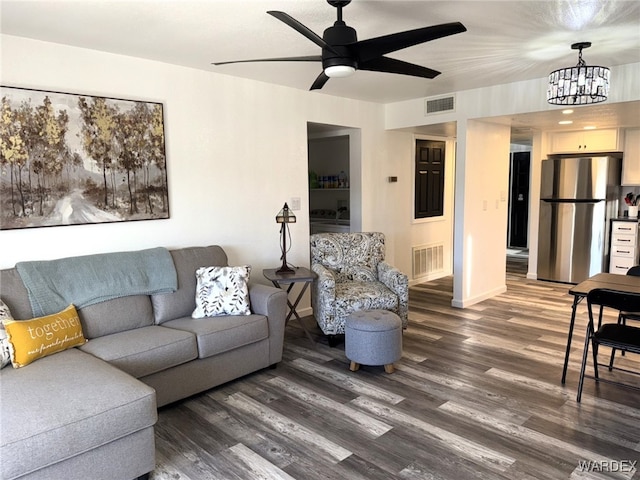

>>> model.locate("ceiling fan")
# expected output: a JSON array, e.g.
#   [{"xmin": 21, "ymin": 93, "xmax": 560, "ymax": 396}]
[{"xmin": 213, "ymin": 0, "xmax": 467, "ymax": 91}]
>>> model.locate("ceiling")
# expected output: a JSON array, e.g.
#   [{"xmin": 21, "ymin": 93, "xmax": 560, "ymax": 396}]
[{"xmin": 2, "ymin": 0, "xmax": 640, "ymax": 140}]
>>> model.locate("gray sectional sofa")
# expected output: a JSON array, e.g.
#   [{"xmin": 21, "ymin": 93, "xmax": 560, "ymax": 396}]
[{"xmin": 0, "ymin": 245, "xmax": 287, "ymax": 480}]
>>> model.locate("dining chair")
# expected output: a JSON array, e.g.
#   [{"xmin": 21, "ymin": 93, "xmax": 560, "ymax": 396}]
[
  {"xmin": 608, "ymin": 265, "xmax": 640, "ymax": 369},
  {"xmin": 576, "ymin": 288, "xmax": 640, "ymax": 402}
]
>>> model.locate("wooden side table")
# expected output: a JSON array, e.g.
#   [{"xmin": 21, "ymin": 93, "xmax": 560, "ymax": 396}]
[{"xmin": 263, "ymin": 267, "xmax": 317, "ymax": 346}]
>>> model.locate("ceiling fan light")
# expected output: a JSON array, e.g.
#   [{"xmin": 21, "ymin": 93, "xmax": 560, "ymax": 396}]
[{"xmin": 325, "ymin": 65, "xmax": 356, "ymax": 78}]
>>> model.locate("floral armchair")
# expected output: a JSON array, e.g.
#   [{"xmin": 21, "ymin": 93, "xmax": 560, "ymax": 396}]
[{"xmin": 310, "ymin": 232, "xmax": 408, "ymax": 343}]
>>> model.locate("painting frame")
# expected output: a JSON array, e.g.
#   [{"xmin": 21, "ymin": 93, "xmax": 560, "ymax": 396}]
[{"xmin": 0, "ymin": 85, "xmax": 169, "ymax": 230}]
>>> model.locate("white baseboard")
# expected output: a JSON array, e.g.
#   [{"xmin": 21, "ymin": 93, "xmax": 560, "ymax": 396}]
[
  {"xmin": 296, "ymin": 307, "xmax": 313, "ymax": 318},
  {"xmin": 450, "ymin": 285, "xmax": 507, "ymax": 308},
  {"xmin": 409, "ymin": 269, "xmax": 452, "ymax": 286}
]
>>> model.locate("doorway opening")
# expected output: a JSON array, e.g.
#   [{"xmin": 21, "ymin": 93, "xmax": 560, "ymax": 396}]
[
  {"xmin": 307, "ymin": 122, "xmax": 362, "ymax": 235},
  {"xmin": 507, "ymin": 150, "xmax": 531, "ymax": 258}
]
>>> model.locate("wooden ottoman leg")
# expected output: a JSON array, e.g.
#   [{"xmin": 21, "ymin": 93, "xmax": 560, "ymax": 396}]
[
  {"xmin": 384, "ymin": 364, "xmax": 395, "ymax": 374},
  {"xmin": 350, "ymin": 361, "xmax": 360, "ymax": 372}
]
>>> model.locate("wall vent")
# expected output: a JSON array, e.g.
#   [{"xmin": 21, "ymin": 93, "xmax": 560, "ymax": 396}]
[
  {"xmin": 424, "ymin": 95, "xmax": 455, "ymax": 115},
  {"xmin": 412, "ymin": 243, "xmax": 444, "ymax": 279}
]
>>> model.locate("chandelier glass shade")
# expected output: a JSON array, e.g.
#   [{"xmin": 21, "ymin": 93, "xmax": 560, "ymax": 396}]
[{"xmin": 547, "ymin": 42, "xmax": 610, "ymax": 105}]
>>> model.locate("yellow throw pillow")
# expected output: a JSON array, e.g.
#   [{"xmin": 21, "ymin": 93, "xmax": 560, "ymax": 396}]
[{"xmin": 2, "ymin": 304, "xmax": 87, "ymax": 368}]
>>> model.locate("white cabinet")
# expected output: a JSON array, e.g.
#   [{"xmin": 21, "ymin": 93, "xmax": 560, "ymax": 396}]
[
  {"xmin": 609, "ymin": 221, "xmax": 640, "ymax": 275},
  {"xmin": 622, "ymin": 128, "xmax": 640, "ymax": 185},
  {"xmin": 550, "ymin": 128, "xmax": 622, "ymax": 154}
]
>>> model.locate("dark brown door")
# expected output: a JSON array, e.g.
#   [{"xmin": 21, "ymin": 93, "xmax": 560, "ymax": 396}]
[
  {"xmin": 508, "ymin": 152, "xmax": 530, "ymax": 248},
  {"xmin": 415, "ymin": 139, "xmax": 445, "ymax": 218}
]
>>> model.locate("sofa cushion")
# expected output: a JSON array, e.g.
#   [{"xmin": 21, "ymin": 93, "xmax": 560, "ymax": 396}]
[
  {"xmin": 152, "ymin": 246, "xmax": 228, "ymax": 324},
  {"xmin": 192, "ymin": 265, "xmax": 252, "ymax": 317},
  {"xmin": 335, "ymin": 281, "xmax": 399, "ymax": 319},
  {"xmin": 0, "ymin": 268, "xmax": 33, "ymax": 319},
  {"xmin": 3, "ymin": 304, "xmax": 87, "ymax": 368},
  {"xmin": 162, "ymin": 314, "xmax": 268, "ymax": 358},
  {"xmin": 0, "ymin": 348, "xmax": 156, "ymax": 480},
  {"xmin": 78, "ymin": 295, "xmax": 155, "ymax": 339},
  {"xmin": 80, "ymin": 325, "xmax": 197, "ymax": 378}
]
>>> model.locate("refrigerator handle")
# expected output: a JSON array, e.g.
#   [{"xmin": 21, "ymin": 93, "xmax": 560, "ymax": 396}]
[{"xmin": 541, "ymin": 198, "xmax": 604, "ymax": 203}]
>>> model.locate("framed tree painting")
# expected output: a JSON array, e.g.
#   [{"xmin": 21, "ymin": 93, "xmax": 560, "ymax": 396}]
[{"xmin": 0, "ymin": 86, "xmax": 169, "ymax": 230}]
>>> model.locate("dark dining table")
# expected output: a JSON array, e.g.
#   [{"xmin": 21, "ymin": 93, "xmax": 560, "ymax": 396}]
[{"xmin": 561, "ymin": 272, "xmax": 640, "ymax": 384}]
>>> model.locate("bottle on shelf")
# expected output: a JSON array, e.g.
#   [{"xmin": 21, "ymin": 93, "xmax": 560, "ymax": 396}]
[
  {"xmin": 309, "ymin": 170, "xmax": 319, "ymax": 189},
  {"xmin": 338, "ymin": 171, "xmax": 348, "ymax": 188}
]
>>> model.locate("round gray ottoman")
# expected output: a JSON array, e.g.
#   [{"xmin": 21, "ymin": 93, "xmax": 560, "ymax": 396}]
[{"xmin": 345, "ymin": 309, "xmax": 402, "ymax": 374}]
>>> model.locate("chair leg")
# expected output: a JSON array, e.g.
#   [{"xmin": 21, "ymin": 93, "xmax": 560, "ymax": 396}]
[
  {"xmin": 621, "ymin": 315, "xmax": 626, "ymax": 357},
  {"xmin": 591, "ymin": 338, "xmax": 599, "ymax": 381},
  {"xmin": 597, "ymin": 305, "xmax": 603, "ymax": 328},
  {"xmin": 609, "ymin": 348, "xmax": 616, "ymax": 371},
  {"xmin": 350, "ymin": 361, "xmax": 360, "ymax": 372},
  {"xmin": 327, "ymin": 335, "xmax": 340, "ymax": 348},
  {"xmin": 576, "ymin": 329, "xmax": 591, "ymax": 403},
  {"xmin": 610, "ymin": 313, "xmax": 627, "ymax": 369}
]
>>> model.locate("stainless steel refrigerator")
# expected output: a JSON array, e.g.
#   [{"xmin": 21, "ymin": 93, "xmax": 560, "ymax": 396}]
[{"xmin": 537, "ymin": 156, "xmax": 621, "ymax": 283}]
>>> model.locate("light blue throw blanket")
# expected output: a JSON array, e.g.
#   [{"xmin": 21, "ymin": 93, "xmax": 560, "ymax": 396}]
[{"xmin": 16, "ymin": 247, "xmax": 177, "ymax": 317}]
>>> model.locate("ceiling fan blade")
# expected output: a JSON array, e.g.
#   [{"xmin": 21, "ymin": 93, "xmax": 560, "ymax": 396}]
[
  {"xmin": 310, "ymin": 71, "xmax": 330, "ymax": 90},
  {"xmin": 353, "ymin": 22, "xmax": 467, "ymax": 63},
  {"xmin": 359, "ymin": 56, "xmax": 441, "ymax": 79},
  {"xmin": 213, "ymin": 55, "xmax": 322, "ymax": 66},
  {"xmin": 267, "ymin": 11, "xmax": 340, "ymax": 56}
]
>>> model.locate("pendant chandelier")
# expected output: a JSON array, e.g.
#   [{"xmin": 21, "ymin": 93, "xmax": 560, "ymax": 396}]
[{"xmin": 547, "ymin": 42, "xmax": 610, "ymax": 105}]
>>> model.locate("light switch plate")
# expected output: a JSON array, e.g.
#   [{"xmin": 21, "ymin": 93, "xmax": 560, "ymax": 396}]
[{"xmin": 290, "ymin": 197, "xmax": 301, "ymax": 210}]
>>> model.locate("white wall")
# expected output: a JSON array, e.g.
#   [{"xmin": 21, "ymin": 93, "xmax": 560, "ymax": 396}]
[
  {"xmin": 4, "ymin": 34, "xmax": 639, "ymax": 312},
  {"xmin": 386, "ymin": 62, "xmax": 640, "ymax": 307},
  {"xmin": 0, "ymin": 35, "xmax": 396, "ymax": 301},
  {"xmin": 453, "ymin": 120, "xmax": 511, "ymax": 307},
  {"xmin": 382, "ymin": 130, "xmax": 456, "ymax": 283},
  {"xmin": 386, "ymin": 63, "xmax": 640, "ymax": 129}
]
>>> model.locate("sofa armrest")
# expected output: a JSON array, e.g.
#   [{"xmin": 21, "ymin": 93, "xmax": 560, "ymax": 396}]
[
  {"xmin": 377, "ymin": 261, "xmax": 409, "ymax": 328},
  {"xmin": 249, "ymin": 283, "xmax": 286, "ymax": 317},
  {"xmin": 249, "ymin": 283, "xmax": 287, "ymax": 364}
]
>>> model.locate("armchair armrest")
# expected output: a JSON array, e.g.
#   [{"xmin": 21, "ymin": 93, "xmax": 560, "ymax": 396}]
[
  {"xmin": 377, "ymin": 261, "xmax": 409, "ymax": 328},
  {"xmin": 248, "ymin": 283, "xmax": 287, "ymax": 364},
  {"xmin": 312, "ymin": 264, "xmax": 336, "ymax": 289},
  {"xmin": 311, "ymin": 264, "xmax": 337, "ymax": 331}
]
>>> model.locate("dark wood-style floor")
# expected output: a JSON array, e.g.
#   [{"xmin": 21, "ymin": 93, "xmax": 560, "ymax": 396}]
[{"xmin": 151, "ymin": 257, "xmax": 640, "ymax": 480}]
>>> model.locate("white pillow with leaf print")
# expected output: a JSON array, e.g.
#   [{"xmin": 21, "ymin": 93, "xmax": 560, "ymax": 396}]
[
  {"xmin": 0, "ymin": 300, "xmax": 14, "ymax": 369},
  {"xmin": 192, "ymin": 265, "xmax": 252, "ymax": 317}
]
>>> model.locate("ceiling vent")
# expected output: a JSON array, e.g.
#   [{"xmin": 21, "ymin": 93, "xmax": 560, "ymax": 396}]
[{"xmin": 425, "ymin": 95, "xmax": 455, "ymax": 115}]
